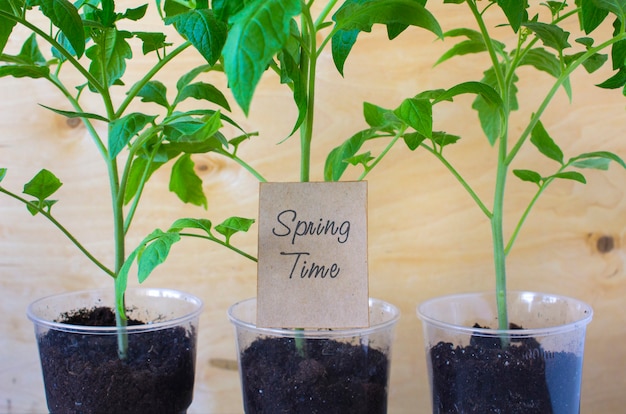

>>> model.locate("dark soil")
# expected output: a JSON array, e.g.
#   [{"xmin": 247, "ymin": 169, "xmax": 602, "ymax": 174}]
[
  {"xmin": 36, "ymin": 306, "xmax": 197, "ymax": 414},
  {"xmin": 429, "ymin": 324, "xmax": 583, "ymax": 414},
  {"xmin": 239, "ymin": 336, "xmax": 391, "ymax": 414}
]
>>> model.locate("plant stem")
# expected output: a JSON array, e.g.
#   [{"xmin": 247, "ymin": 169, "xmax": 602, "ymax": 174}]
[{"xmin": 0, "ymin": 187, "xmax": 115, "ymax": 277}]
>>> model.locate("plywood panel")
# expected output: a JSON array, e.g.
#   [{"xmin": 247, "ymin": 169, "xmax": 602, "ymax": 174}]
[{"xmin": 1, "ymin": 3, "xmax": 624, "ymax": 413}]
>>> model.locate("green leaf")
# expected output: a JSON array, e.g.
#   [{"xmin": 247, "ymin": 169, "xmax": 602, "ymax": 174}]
[
  {"xmin": 136, "ymin": 229, "xmax": 181, "ymax": 283},
  {"xmin": 23, "ymin": 169, "xmax": 62, "ymax": 201},
  {"xmin": 26, "ymin": 199, "xmax": 58, "ymax": 215},
  {"xmin": 596, "ymin": 67, "xmax": 626, "ymax": 89},
  {"xmin": 169, "ymin": 154, "xmax": 207, "ymax": 208},
  {"xmin": 431, "ymin": 131, "xmax": 461, "ymax": 148},
  {"xmin": 86, "ymin": 28, "xmax": 133, "ymax": 89},
  {"xmin": 393, "ymin": 98, "xmax": 432, "ymax": 138},
  {"xmin": 530, "ymin": 120, "xmax": 564, "ymax": 164},
  {"xmin": 550, "ymin": 171, "xmax": 587, "ymax": 183},
  {"xmin": 133, "ymin": 32, "xmax": 168, "ymax": 55},
  {"xmin": 331, "ymin": 28, "xmax": 359, "ymax": 76},
  {"xmin": 164, "ymin": 111, "xmax": 224, "ymax": 145},
  {"xmin": 403, "ymin": 131, "xmax": 428, "ymax": 150},
  {"xmin": 175, "ymin": 64, "xmax": 213, "ymax": 91},
  {"xmin": 18, "ymin": 33, "xmax": 46, "ymax": 64},
  {"xmin": 223, "ymin": 0, "xmax": 301, "ymax": 114},
  {"xmin": 611, "ymin": 38, "xmax": 626, "ymax": 71},
  {"xmin": 136, "ymin": 80, "xmax": 170, "ymax": 108},
  {"xmin": 520, "ymin": 48, "xmax": 574, "ymax": 97},
  {"xmin": 34, "ymin": 0, "xmax": 85, "ymax": 57},
  {"xmin": 346, "ymin": 151, "xmax": 374, "ymax": 166},
  {"xmin": 497, "ymin": 0, "xmax": 529, "ymax": 32},
  {"xmin": 570, "ymin": 150, "xmax": 626, "ymax": 169},
  {"xmin": 330, "ymin": 0, "xmax": 442, "ymax": 71},
  {"xmin": 0, "ymin": 65, "xmax": 50, "ymax": 79},
  {"xmin": 0, "ymin": 1, "xmax": 18, "ymax": 56},
  {"xmin": 121, "ymin": 4, "xmax": 148, "ymax": 21},
  {"xmin": 123, "ymin": 156, "xmax": 166, "ymax": 205},
  {"xmin": 523, "ymin": 21, "xmax": 571, "ymax": 52},
  {"xmin": 578, "ymin": 0, "xmax": 609, "ymax": 34},
  {"xmin": 215, "ymin": 216, "xmax": 255, "ymax": 243},
  {"xmin": 332, "ymin": 0, "xmax": 442, "ymax": 37},
  {"xmin": 591, "ymin": 0, "xmax": 626, "ymax": 23},
  {"xmin": 167, "ymin": 8, "xmax": 227, "ymax": 65},
  {"xmin": 472, "ymin": 68, "xmax": 518, "ymax": 145},
  {"xmin": 324, "ymin": 128, "xmax": 378, "ymax": 181},
  {"xmin": 434, "ymin": 81, "xmax": 503, "ymax": 107},
  {"xmin": 363, "ymin": 101, "xmax": 401, "ymax": 132},
  {"xmin": 174, "ymin": 82, "xmax": 231, "ymax": 110},
  {"xmin": 0, "ymin": 168, "xmax": 6, "ymax": 182},
  {"xmin": 169, "ymin": 217, "xmax": 212, "ymax": 234},
  {"xmin": 108, "ymin": 113, "xmax": 156, "ymax": 159},
  {"xmin": 513, "ymin": 169, "xmax": 542, "ymax": 184},
  {"xmin": 39, "ymin": 104, "xmax": 110, "ymax": 122}
]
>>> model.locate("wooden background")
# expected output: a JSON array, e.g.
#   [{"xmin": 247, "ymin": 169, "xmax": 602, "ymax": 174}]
[{"xmin": 1, "ymin": 2, "xmax": 625, "ymax": 413}]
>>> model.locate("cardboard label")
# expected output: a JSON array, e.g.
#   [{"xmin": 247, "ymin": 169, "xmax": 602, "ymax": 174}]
[{"xmin": 257, "ymin": 181, "xmax": 369, "ymax": 329}]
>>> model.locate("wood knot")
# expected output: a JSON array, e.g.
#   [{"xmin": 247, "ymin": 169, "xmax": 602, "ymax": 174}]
[
  {"xmin": 596, "ymin": 235, "xmax": 614, "ymax": 253},
  {"xmin": 66, "ymin": 117, "xmax": 82, "ymax": 129}
]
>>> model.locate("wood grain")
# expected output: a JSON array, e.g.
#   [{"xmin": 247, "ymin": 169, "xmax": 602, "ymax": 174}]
[{"xmin": 1, "ymin": 3, "xmax": 625, "ymax": 413}]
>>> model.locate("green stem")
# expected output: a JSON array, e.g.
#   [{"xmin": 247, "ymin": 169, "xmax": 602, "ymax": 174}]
[
  {"xmin": 468, "ymin": 0, "xmax": 510, "ymax": 333},
  {"xmin": 299, "ymin": 5, "xmax": 318, "ymax": 182},
  {"xmin": 358, "ymin": 132, "xmax": 403, "ymax": 181},
  {"xmin": 0, "ymin": 187, "xmax": 115, "ymax": 277},
  {"xmin": 178, "ymin": 233, "xmax": 258, "ymax": 262},
  {"xmin": 420, "ymin": 143, "xmax": 492, "ymax": 219}
]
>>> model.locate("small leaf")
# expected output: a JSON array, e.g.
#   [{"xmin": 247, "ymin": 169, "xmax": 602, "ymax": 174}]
[
  {"xmin": 167, "ymin": 8, "xmax": 227, "ymax": 65},
  {"xmin": 433, "ymin": 81, "xmax": 503, "ymax": 107},
  {"xmin": 26, "ymin": 199, "xmax": 58, "ymax": 215},
  {"xmin": 0, "ymin": 65, "xmax": 50, "ymax": 79},
  {"xmin": 530, "ymin": 120, "xmax": 564, "ymax": 164},
  {"xmin": 108, "ymin": 113, "xmax": 156, "ymax": 159},
  {"xmin": 169, "ymin": 154, "xmax": 207, "ymax": 208},
  {"xmin": 169, "ymin": 218, "xmax": 212, "ymax": 234},
  {"xmin": 136, "ymin": 80, "xmax": 169, "ymax": 108},
  {"xmin": 133, "ymin": 32, "xmax": 168, "ymax": 55},
  {"xmin": 215, "ymin": 216, "xmax": 255, "ymax": 243},
  {"xmin": 18, "ymin": 34, "xmax": 46, "ymax": 65},
  {"xmin": 324, "ymin": 128, "xmax": 378, "ymax": 181},
  {"xmin": 550, "ymin": 171, "xmax": 587, "ymax": 183},
  {"xmin": 431, "ymin": 131, "xmax": 461, "ymax": 148},
  {"xmin": 570, "ymin": 150, "xmax": 626, "ymax": 169},
  {"xmin": 136, "ymin": 230, "xmax": 181, "ymax": 283},
  {"xmin": 23, "ymin": 169, "xmax": 63, "ymax": 201},
  {"xmin": 523, "ymin": 22, "xmax": 571, "ymax": 52},
  {"xmin": 513, "ymin": 169, "xmax": 542, "ymax": 184},
  {"xmin": 0, "ymin": 168, "xmax": 6, "ymax": 182},
  {"xmin": 403, "ymin": 131, "xmax": 427, "ymax": 150},
  {"xmin": 39, "ymin": 104, "xmax": 110, "ymax": 122},
  {"xmin": 176, "ymin": 64, "xmax": 213, "ymax": 91},
  {"xmin": 174, "ymin": 82, "xmax": 231, "ymax": 110},
  {"xmin": 86, "ymin": 28, "xmax": 133, "ymax": 89},
  {"xmin": 121, "ymin": 4, "xmax": 148, "ymax": 21},
  {"xmin": 496, "ymin": 0, "xmax": 529, "ymax": 33},
  {"xmin": 363, "ymin": 102, "xmax": 400, "ymax": 131},
  {"xmin": 332, "ymin": 0, "xmax": 442, "ymax": 38},
  {"xmin": 394, "ymin": 98, "xmax": 433, "ymax": 138},
  {"xmin": 346, "ymin": 151, "xmax": 374, "ymax": 166},
  {"xmin": 331, "ymin": 28, "xmax": 359, "ymax": 76},
  {"xmin": 124, "ymin": 156, "xmax": 165, "ymax": 205},
  {"xmin": 596, "ymin": 67, "xmax": 626, "ymax": 89}
]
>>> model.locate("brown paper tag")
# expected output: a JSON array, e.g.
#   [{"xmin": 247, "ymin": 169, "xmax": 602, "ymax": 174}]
[{"xmin": 257, "ymin": 181, "xmax": 369, "ymax": 329}]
